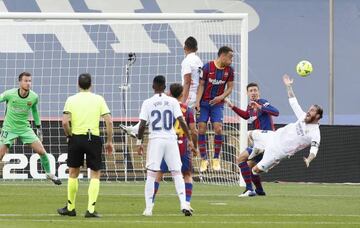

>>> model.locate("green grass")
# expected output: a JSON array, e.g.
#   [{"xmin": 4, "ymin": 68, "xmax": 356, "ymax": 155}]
[{"xmin": 0, "ymin": 181, "xmax": 359, "ymax": 228}]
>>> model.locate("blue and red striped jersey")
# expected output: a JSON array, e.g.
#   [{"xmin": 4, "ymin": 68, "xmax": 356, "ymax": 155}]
[
  {"xmin": 174, "ymin": 102, "xmax": 195, "ymax": 155},
  {"xmin": 232, "ymin": 98, "xmax": 279, "ymax": 130},
  {"xmin": 200, "ymin": 61, "xmax": 234, "ymax": 101}
]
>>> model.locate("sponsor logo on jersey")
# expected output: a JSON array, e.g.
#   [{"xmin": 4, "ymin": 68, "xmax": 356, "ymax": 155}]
[
  {"xmin": 296, "ymin": 122, "xmax": 305, "ymax": 136},
  {"xmin": 208, "ymin": 78, "xmax": 226, "ymax": 85}
]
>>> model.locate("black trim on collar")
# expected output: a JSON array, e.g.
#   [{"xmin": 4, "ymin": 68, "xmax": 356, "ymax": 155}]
[{"xmin": 18, "ymin": 88, "xmax": 30, "ymax": 99}]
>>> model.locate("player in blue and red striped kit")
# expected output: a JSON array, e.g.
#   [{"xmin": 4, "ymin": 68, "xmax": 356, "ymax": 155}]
[
  {"xmin": 225, "ymin": 82, "xmax": 279, "ymax": 197},
  {"xmin": 195, "ymin": 46, "xmax": 234, "ymax": 172}
]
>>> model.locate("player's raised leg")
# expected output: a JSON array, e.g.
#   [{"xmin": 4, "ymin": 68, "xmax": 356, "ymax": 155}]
[
  {"xmin": 119, "ymin": 122, "xmax": 139, "ymax": 138},
  {"xmin": 29, "ymin": 134, "xmax": 62, "ymax": 185}
]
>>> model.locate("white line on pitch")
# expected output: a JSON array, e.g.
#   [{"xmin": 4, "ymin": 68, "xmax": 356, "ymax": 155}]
[
  {"xmin": 0, "ymin": 213, "xmax": 359, "ymax": 217},
  {"xmin": 1, "ymin": 193, "xmax": 359, "ymax": 198},
  {"xmin": 0, "ymin": 218, "xmax": 359, "ymax": 225},
  {"xmin": 209, "ymin": 202, "xmax": 228, "ymax": 205}
]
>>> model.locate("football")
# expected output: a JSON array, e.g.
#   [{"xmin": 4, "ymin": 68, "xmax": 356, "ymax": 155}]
[{"xmin": 296, "ymin": 60, "xmax": 313, "ymax": 77}]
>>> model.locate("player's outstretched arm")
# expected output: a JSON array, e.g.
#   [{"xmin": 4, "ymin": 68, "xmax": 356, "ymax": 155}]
[
  {"xmin": 283, "ymin": 74, "xmax": 306, "ymax": 119},
  {"xmin": 103, "ymin": 114, "xmax": 114, "ymax": 155},
  {"xmin": 283, "ymin": 74, "xmax": 295, "ymax": 98},
  {"xmin": 225, "ymin": 98, "xmax": 250, "ymax": 120}
]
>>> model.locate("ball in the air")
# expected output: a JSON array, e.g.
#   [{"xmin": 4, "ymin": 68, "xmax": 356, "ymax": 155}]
[{"xmin": 296, "ymin": 60, "xmax": 313, "ymax": 77}]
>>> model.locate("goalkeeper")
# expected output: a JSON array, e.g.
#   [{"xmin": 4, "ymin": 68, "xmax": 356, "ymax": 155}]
[{"xmin": 0, "ymin": 72, "xmax": 61, "ymax": 185}]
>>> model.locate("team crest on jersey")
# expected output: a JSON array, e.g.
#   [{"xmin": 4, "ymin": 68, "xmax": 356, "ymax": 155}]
[{"xmin": 27, "ymin": 101, "xmax": 32, "ymax": 106}]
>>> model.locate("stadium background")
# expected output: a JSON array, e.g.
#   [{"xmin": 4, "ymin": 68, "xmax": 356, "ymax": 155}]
[{"xmin": 0, "ymin": 0, "xmax": 359, "ymax": 183}]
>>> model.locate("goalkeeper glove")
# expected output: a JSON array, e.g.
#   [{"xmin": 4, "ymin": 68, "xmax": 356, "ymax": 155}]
[{"xmin": 36, "ymin": 126, "xmax": 43, "ymax": 142}]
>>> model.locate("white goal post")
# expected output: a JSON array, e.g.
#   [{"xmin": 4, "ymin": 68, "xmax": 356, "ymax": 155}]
[{"xmin": 0, "ymin": 13, "xmax": 248, "ymax": 186}]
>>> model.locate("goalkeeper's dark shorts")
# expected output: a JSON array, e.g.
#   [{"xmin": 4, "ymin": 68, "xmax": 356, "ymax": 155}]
[{"xmin": 67, "ymin": 134, "xmax": 103, "ymax": 171}]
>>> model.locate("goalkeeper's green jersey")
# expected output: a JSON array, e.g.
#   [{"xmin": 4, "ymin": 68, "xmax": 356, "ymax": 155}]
[{"xmin": 0, "ymin": 88, "xmax": 40, "ymax": 133}]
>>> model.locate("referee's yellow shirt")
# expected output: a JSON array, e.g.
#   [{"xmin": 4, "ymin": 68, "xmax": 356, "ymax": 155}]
[{"xmin": 63, "ymin": 91, "xmax": 110, "ymax": 136}]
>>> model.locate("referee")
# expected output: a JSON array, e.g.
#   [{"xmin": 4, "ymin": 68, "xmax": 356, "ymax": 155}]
[{"xmin": 57, "ymin": 73, "xmax": 113, "ymax": 218}]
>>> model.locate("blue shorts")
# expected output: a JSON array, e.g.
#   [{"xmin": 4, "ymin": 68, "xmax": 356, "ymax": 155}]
[
  {"xmin": 246, "ymin": 147, "xmax": 263, "ymax": 163},
  {"xmin": 160, "ymin": 152, "xmax": 192, "ymax": 173},
  {"xmin": 197, "ymin": 101, "xmax": 224, "ymax": 123}
]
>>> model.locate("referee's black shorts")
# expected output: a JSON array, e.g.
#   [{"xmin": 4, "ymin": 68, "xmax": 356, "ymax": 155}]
[{"xmin": 67, "ymin": 134, "xmax": 103, "ymax": 171}]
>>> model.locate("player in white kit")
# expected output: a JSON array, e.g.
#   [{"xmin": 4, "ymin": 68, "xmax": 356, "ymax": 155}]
[
  {"xmin": 120, "ymin": 36, "xmax": 202, "ymax": 137},
  {"xmin": 250, "ymin": 74, "xmax": 323, "ymax": 174},
  {"xmin": 181, "ymin": 36, "xmax": 203, "ymax": 109},
  {"xmin": 136, "ymin": 75, "xmax": 196, "ymax": 216}
]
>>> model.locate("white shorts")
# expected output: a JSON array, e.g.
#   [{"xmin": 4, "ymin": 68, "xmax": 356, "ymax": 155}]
[
  {"xmin": 251, "ymin": 130, "xmax": 275, "ymax": 150},
  {"xmin": 254, "ymin": 132, "xmax": 288, "ymax": 172},
  {"xmin": 256, "ymin": 146, "xmax": 281, "ymax": 172},
  {"xmin": 146, "ymin": 138, "xmax": 182, "ymax": 171},
  {"xmin": 186, "ymin": 92, "xmax": 196, "ymax": 109}
]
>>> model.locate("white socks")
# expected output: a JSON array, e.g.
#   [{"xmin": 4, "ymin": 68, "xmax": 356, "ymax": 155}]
[
  {"xmin": 145, "ymin": 171, "xmax": 156, "ymax": 210},
  {"xmin": 171, "ymin": 171, "xmax": 186, "ymax": 209}
]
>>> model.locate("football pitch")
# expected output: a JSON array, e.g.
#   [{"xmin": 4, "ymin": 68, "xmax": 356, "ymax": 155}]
[{"xmin": 0, "ymin": 181, "xmax": 359, "ymax": 228}]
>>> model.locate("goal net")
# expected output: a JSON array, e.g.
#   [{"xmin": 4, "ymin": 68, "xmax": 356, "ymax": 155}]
[{"xmin": 0, "ymin": 13, "xmax": 248, "ymax": 186}]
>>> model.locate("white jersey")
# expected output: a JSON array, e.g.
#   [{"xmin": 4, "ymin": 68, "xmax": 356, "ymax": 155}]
[
  {"xmin": 139, "ymin": 93, "xmax": 183, "ymax": 140},
  {"xmin": 274, "ymin": 97, "xmax": 321, "ymax": 156},
  {"xmin": 181, "ymin": 52, "xmax": 203, "ymax": 94}
]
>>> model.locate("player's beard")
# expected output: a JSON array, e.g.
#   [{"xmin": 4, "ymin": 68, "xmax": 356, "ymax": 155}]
[{"xmin": 305, "ymin": 115, "xmax": 316, "ymax": 124}]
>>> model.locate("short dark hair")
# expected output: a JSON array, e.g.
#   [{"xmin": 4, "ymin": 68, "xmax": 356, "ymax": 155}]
[
  {"xmin": 153, "ymin": 75, "xmax": 166, "ymax": 90},
  {"xmin": 170, "ymin": 83, "xmax": 183, "ymax": 99},
  {"xmin": 18, "ymin": 72, "xmax": 31, "ymax": 81},
  {"xmin": 218, "ymin": 46, "xmax": 233, "ymax": 57},
  {"xmin": 184, "ymin": 36, "xmax": 198, "ymax": 52},
  {"xmin": 247, "ymin": 82, "xmax": 259, "ymax": 91},
  {"xmin": 78, "ymin": 73, "xmax": 92, "ymax": 90},
  {"xmin": 314, "ymin": 104, "xmax": 323, "ymax": 119}
]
